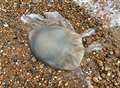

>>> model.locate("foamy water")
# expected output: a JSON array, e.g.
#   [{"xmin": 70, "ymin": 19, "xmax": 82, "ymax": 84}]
[{"xmin": 73, "ymin": 0, "xmax": 120, "ymax": 28}]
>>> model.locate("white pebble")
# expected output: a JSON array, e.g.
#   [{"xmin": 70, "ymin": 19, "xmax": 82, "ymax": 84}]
[{"xmin": 3, "ymin": 23, "xmax": 9, "ymax": 27}]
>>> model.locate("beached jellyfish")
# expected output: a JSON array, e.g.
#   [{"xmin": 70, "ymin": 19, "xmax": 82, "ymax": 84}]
[{"xmin": 21, "ymin": 11, "xmax": 102, "ymax": 71}]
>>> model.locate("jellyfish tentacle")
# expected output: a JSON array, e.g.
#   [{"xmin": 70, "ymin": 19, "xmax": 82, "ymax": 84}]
[
  {"xmin": 81, "ymin": 28, "xmax": 96, "ymax": 38},
  {"xmin": 21, "ymin": 13, "xmax": 47, "ymax": 32},
  {"xmin": 86, "ymin": 42, "xmax": 103, "ymax": 53},
  {"xmin": 21, "ymin": 13, "xmax": 44, "ymax": 24}
]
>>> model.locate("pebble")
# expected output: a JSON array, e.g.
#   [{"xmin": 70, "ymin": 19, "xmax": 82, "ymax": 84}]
[
  {"xmin": 105, "ymin": 65, "xmax": 111, "ymax": 71},
  {"xmin": 93, "ymin": 51, "xmax": 96, "ymax": 55},
  {"xmin": 0, "ymin": 50, "xmax": 3, "ymax": 53},
  {"xmin": 117, "ymin": 60, "xmax": 120, "ymax": 64},
  {"xmin": 98, "ymin": 60, "xmax": 103, "ymax": 67},
  {"xmin": 93, "ymin": 77, "xmax": 99, "ymax": 82},
  {"xmin": 13, "ymin": 3, "xmax": 20, "ymax": 8},
  {"xmin": 109, "ymin": 51, "xmax": 114, "ymax": 55},
  {"xmin": 3, "ymin": 23, "xmax": 9, "ymax": 27},
  {"xmin": 101, "ymin": 73, "xmax": 106, "ymax": 78},
  {"xmin": 58, "ymin": 80, "xmax": 62, "ymax": 86},
  {"xmin": 31, "ymin": 57, "xmax": 37, "ymax": 62},
  {"xmin": 98, "ymin": 75, "xmax": 102, "ymax": 80},
  {"xmin": 107, "ymin": 72, "xmax": 111, "ymax": 76},
  {"xmin": 86, "ymin": 58, "xmax": 91, "ymax": 62},
  {"xmin": 88, "ymin": 85, "xmax": 94, "ymax": 88},
  {"xmin": 65, "ymin": 82, "xmax": 68, "ymax": 86}
]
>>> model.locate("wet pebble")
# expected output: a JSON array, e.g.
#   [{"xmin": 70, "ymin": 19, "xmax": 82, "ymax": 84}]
[
  {"xmin": 107, "ymin": 71, "xmax": 111, "ymax": 76},
  {"xmin": 101, "ymin": 73, "xmax": 106, "ymax": 78},
  {"xmin": 3, "ymin": 23, "xmax": 9, "ymax": 27},
  {"xmin": 31, "ymin": 57, "xmax": 37, "ymax": 62},
  {"xmin": 93, "ymin": 76, "xmax": 99, "ymax": 83}
]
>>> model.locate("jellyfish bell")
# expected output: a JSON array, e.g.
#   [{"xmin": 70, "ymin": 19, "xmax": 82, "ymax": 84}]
[
  {"xmin": 21, "ymin": 12, "xmax": 85, "ymax": 70},
  {"xmin": 29, "ymin": 25, "xmax": 85, "ymax": 70}
]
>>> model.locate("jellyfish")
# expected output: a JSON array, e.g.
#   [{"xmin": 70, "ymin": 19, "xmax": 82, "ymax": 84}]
[
  {"xmin": 20, "ymin": 11, "xmax": 103, "ymax": 70},
  {"xmin": 21, "ymin": 11, "xmax": 103, "ymax": 86}
]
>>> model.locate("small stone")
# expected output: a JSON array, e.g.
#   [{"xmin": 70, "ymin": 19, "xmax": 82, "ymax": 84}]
[
  {"xmin": 88, "ymin": 85, "xmax": 94, "ymax": 88},
  {"xmin": 65, "ymin": 82, "xmax": 68, "ymax": 86},
  {"xmin": 54, "ymin": 76, "xmax": 57, "ymax": 79},
  {"xmin": 98, "ymin": 60, "xmax": 103, "ymax": 67},
  {"xmin": 93, "ymin": 51, "xmax": 96, "ymax": 55},
  {"xmin": 31, "ymin": 57, "xmax": 37, "ymax": 62},
  {"xmin": 114, "ymin": 48, "xmax": 120, "ymax": 57},
  {"xmin": 93, "ymin": 77, "xmax": 99, "ymax": 82},
  {"xmin": 86, "ymin": 58, "xmax": 91, "ymax": 62},
  {"xmin": 112, "ymin": 74, "xmax": 115, "ymax": 78},
  {"xmin": 101, "ymin": 73, "xmax": 106, "ymax": 78},
  {"xmin": 3, "ymin": 23, "xmax": 9, "ymax": 27},
  {"xmin": 0, "ymin": 8, "xmax": 7, "ymax": 12},
  {"xmin": 0, "ymin": 50, "xmax": 3, "ymax": 53},
  {"xmin": 105, "ymin": 65, "xmax": 111, "ymax": 71},
  {"xmin": 98, "ymin": 75, "xmax": 102, "ymax": 80},
  {"xmin": 118, "ymin": 60, "xmax": 120, "ymax": 64},
  {"xmin": 14, "ymin": 2, "xmax": 20, "ymax": 8},
  {"xmin": 109, "ymin": 51, "xmax": 114, "ymax": 55},
  {"xmin": 107, "ymin": 72, "xmax": 111, "ymax": 76},
  {"xmin": 58, "ymin": 80, "xmax": 62, "ymax": 86},
  {"xmin": 39, "ymin": 82, "xmax": 41, "ymax": 86},
  {"xmin": 58, "ymin": 70, "xmax": 62, "ymax": 73}
]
